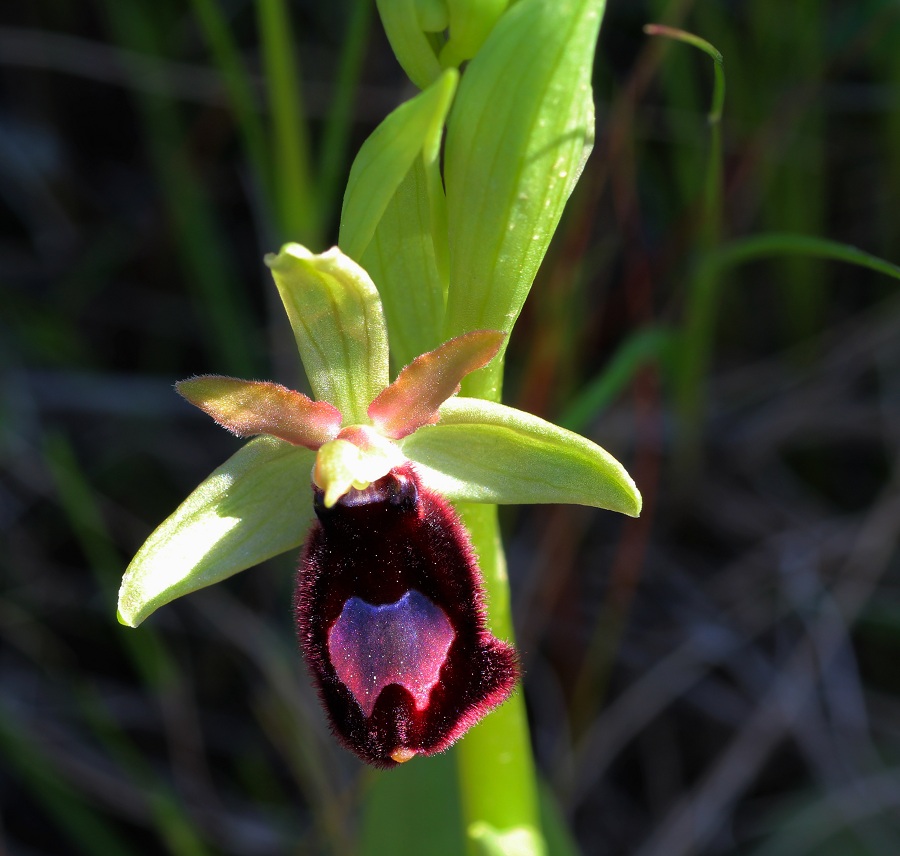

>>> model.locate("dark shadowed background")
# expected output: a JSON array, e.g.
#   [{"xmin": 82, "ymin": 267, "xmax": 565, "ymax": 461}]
[{"xmin": 3, "ymin": 1, "xmax": 900, "ymax": 854}]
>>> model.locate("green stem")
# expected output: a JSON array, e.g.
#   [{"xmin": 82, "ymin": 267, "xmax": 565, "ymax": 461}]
[
  {"xmin": 455, "ymin": 365, "xmax": 545, "ymax": 855},
  {"xmin": 456, "ymin": 504, "xmax": 544, "ymax": 856},
  {"xmin": 318, "ymin": 0, "xmax": 374, "ymax": 227},
  {"xmin": 103, "ymin": 0, "xmax": 261, "ymax": 378}
]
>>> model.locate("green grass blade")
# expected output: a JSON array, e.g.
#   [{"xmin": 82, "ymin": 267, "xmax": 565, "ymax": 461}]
[
  {"xmin": 257, "ymin": 0, "xmax": 317, "ymax": 243},
  {"xmin": 676, "ymin": 234, "xmax": 900, "ymax": 473},
  {"xmin": 0, "ymin": 716, "xmax": 133, "ymax": 856},
  {"xmin": 700, "ymin": 233, "xmax": 900, "ymax": 279},
  {"xmin": 189, "ymin": 0, "xmax": 273, "ymax": 206},
  {"xmin": 559, "ymin": 327, "xmax": 676, "ymax": 432},
  {"xmin": 318, "ymin": 0, "xmax": 375, "ymax": 225},
  {"xmin": 102, "ymin": 0, "xmax": 262, "ymax": 378}
]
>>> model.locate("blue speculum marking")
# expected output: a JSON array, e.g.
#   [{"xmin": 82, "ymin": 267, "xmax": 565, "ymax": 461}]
[{"xmin": 327, "ymin": 590, "xmax": 455, "ymax": 718}]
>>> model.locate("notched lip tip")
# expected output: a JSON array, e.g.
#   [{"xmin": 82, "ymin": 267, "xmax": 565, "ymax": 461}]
[{"xmin": 389, "ymin": 748, "xmax": 417, "ymax": 764}]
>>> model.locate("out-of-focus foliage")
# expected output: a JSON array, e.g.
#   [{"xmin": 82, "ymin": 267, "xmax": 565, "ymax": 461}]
[{"xmin": 3, "ymin": 0, "xmax": 900, "ymax": 854}]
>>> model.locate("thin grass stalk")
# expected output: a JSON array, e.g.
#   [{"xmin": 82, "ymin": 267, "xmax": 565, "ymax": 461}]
[
  {"xmin": 189, "ymin": 0, "xmax": 273, "ymax": 208},
  {"xmin": 752, "ymin": 0, "xmax": 826, "ymax": 347},
  {"xmin": 102, "ymin": 0, "xmax": 261, "ymax": 378},
  {"xmin": 44, "ymin": 433, "xmax": 213, "ymax": 855},
  {"xmin": 0, "ymin": 717, "xmax": 133, "ymax": 856},
  {"xmin": 642, "ymin": 25, "xmax": 725, "ymax": 477},
  {"xmin": 256, "ymin": 0, "xmax": 317, "ymax": 244},
  {"xmin": 317, "ymin": 0, "xmax": 374, "ymax": 226}
]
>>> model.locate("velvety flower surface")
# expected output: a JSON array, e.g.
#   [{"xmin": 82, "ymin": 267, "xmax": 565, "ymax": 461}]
[{"xmin": 298, "ymin": 463, "xmax": 517, "ymax": 767}]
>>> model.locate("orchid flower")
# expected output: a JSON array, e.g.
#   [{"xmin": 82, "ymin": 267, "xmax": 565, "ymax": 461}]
[{"xmin": 118, "ymin": 244, "xmax": 640, "ymax": 767}]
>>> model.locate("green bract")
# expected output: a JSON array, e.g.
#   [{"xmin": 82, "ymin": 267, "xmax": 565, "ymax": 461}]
[
  {"xmin": 375, "ymin": 0, "xmax": 511, "ymax": 89},
  {"xmin": 443, "ymin": 0, "xmax": 603, "ymax": 399},
  {"xmin": 375, "ymin": 0, "xmax": 445, "ymax": 90},
  {"xmin": 340, "ymin": 69, "xmax": 456, "ymax": 368},
  {"xmin": 119, "ymin": 245, "xmax": 639, "ymax": 628},
  {"xmin": 343, "ymin": 0, "xmax": 606, "ymax": 402}
]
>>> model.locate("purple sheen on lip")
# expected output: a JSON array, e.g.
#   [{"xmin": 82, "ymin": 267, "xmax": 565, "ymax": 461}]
[{"xmin": 327, "ymin": 590, "xmax": 455, "ymax": 718}]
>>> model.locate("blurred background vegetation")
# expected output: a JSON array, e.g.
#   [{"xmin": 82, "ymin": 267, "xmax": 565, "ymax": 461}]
[{"xmin": 3, "ymin": 0, "xmax": 900, "ymax": 853}]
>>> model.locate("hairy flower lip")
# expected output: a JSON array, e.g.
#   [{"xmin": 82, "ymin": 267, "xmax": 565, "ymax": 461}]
[{"xmin": 296, "ymin": 463, "xmax": 519, "ymax": 768}]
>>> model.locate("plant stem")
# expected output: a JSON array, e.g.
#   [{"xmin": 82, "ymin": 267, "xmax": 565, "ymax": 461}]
[
  {"xmin": 455, "ymin": 363, "xmax": 545, "ymax": 854},
  {"xmin": 456, "ymin": 503, "xmax": 544, "ymax": 856}
]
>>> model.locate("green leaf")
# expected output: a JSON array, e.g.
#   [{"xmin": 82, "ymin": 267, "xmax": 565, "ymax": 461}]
[
  {"xmin": 375, "ymin": 0, "xmax": 446, "ymax": 90},
  {"xmin": 361, "ymin": 153, "xmax": 448, "ymax": 371},
  {"xmin": 443, "ymin": 0, "xmax": 604, "ymax": 400},
  {"xmin": 400, "ymin": 397, "xmax": 641, "ymax": 516},
  {"xmin": 265, "ymin": 244, "xmax": 389, "ymax": 423},
  {"xmin": 118, "ymin": 436, "xmax": 315, "ymax": 628},
  {"xmin": 340, "ymin": 68, "xmax": 458, "ymax": 263},
  {"xmin": 440, "ymin": 0, "xmax": 509, "ymax": 68}
]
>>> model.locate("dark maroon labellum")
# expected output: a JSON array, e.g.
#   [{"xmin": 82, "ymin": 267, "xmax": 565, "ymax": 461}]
[{"xmin": 295, "ymin": 463, "xmax": 519, "ymax": 768}]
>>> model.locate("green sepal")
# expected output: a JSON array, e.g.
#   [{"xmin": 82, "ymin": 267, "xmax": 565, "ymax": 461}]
[
  {"xmin": 340, "ymin": 68, "xmax": 458, "ymax": 264},
  {"xmin": 375, "ymin": 0, "xmax": 445, "ymax": 89},
  {"xmin": 400, "ymin": 397, "xmax": 641, "ymax": 516},
  {"xmin": 443, "ymin": 0, "xmax": 603, "ymax": 400},
  {"xmin": 265, "ymin": 244, "xmax": 389, "ymax": 423},
  {"xmin": 117, "ymin": 436, "xmax": 315, "ymax": 628}
]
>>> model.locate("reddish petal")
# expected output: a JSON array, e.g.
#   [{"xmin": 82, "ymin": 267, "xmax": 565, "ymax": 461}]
[
  {"xmin": 367, "ymin": 331, "xmax": 505, "ymax": 440},
  {"xmin": 177, "ymin": 376, "xmax": 342, "ymax": 450},
  {"xmin": 296, "ymin": 464, "xmax": 518, "ymax": 767}
]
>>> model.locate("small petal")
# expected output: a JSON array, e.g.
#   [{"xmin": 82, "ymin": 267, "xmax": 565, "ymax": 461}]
[
  {"xmin": 368, "ymin": 331, "xmax": 505, "ymax": 439},
  {"xmin": 118, "ymin": 437, "xmax": 315, "ymax": 627},
  {"xmin": 296, "ymin": 464, "xmax": 518, "ymax": 767},
  {"xmin": 400, "ymin": 397, "xmax": 642, "ymax": 516},
  {"xmin": 176, "ymin": 376, "xmax": 342, "ymax": 449}
]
